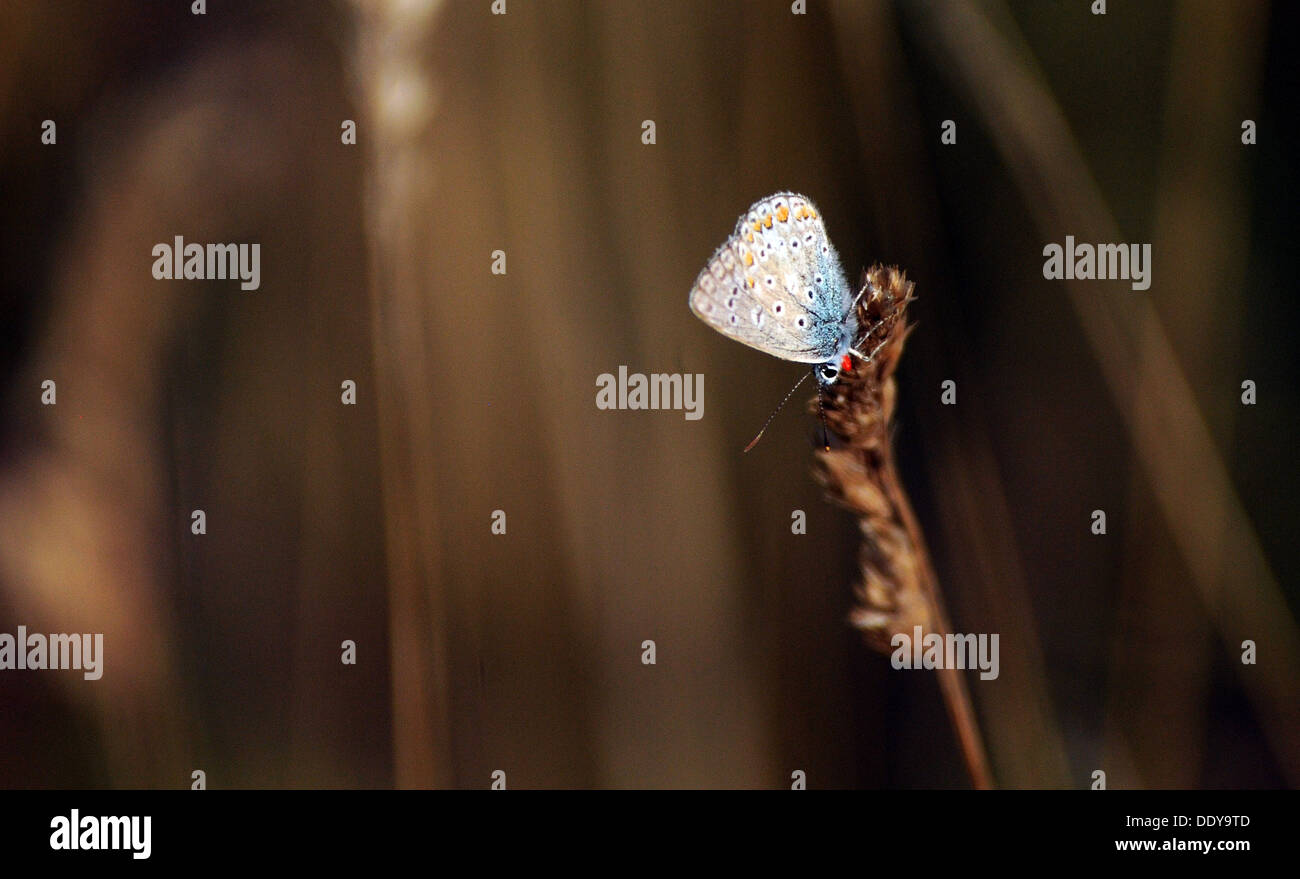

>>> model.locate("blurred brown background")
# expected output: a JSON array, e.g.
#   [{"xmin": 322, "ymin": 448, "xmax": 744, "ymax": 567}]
[{"xmin": 0, "ymin": 0, "xmax": 1295, "ymax": 788}]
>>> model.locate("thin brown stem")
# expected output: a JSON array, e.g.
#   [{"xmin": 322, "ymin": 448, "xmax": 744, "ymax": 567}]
[
  {"xmin": 815, "ymin": 265, "xmax": 994, "ymax": 790},
  {"xmin": 882, "ymin": 452, "xmax": 993, "ymax": 790}
]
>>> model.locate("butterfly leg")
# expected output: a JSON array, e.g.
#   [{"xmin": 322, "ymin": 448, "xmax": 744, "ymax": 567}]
[
  {"xmin": 849, "ymin": 277, "xmax": 878, "ymax": 313},
  {"xmin": 848, "ymin": 332, "xmax": 892, "ymax": 364}
]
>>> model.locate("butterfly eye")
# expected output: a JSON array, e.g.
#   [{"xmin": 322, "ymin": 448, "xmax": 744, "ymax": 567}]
[{"xmin": 820, "ymin": 365, "xmax": 838, "ymax": 381}]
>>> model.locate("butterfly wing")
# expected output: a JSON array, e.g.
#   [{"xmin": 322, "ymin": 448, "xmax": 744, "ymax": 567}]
[{"xmin": 689, "ymin": 192, "xmax": 853, "ymax": 364}]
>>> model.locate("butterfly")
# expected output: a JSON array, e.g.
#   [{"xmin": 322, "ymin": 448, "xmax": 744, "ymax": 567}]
[
  {"xmin": 689, "ymin": 192, "xmax": 865, "ymax": 386},
  {"xmin": 689, "ymin": 192, "xmax": 872, "ymax": 449}
]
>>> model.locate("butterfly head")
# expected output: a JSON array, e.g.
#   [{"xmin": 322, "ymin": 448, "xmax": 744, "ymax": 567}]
[
  {"xmin": 816, "ymin": 343, "xmax": 859, "ymax": 387},
  {"xmin": 816, "ymin": 360, "xmax": 841, "ymax": 386}
]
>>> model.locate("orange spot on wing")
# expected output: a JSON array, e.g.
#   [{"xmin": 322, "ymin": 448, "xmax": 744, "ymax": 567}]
[
  {"xmin": 744, "ymin": 253, "xmax": 754, "ymax": 266},
  {"xmin": 776, "ymin": 205, "xmax": 789, "ymax": 222},
  {"xmin": 763, "ymin": 213, "xmax": 773, "ymax": 228}
]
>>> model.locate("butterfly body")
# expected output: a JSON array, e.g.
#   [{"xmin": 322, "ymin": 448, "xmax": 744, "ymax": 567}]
[{"xmin": 688, "ymin": 192, "xmax": 856, "ymax": 385}]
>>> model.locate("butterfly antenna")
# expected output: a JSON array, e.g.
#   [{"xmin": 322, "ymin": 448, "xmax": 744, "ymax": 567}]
[
  {"xmin": 815, "ymin": 377, "xmax": 831, "ymax": 452},
  {"xmin": 743, "ymin": 370, "xmax": 812, "ymax": 453}
]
